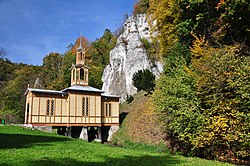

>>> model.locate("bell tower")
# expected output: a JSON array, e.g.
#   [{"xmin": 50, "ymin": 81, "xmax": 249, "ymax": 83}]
[{"xmin": 71, "ymin": 33, "xmax": 89, "ymax": 86}]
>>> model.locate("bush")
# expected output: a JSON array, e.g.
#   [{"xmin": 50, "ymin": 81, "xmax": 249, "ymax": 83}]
[
  {"xmin": 126, "ymin": 95, "xmax": 134, "ymax": 104},
  {"xmin": 191, "ymin": 43, "xmax": 250, "ymax": 160},
  {"xmin": 132, "ymin": 69, "xmax": 155, "ymax": 93},
  {"xmin": 153, "ymin": 43, "xmax": 203, "ymax": 155},
  {"xmin": 141, "ymin": 38, "xmax": 151, "ymax": 50}
]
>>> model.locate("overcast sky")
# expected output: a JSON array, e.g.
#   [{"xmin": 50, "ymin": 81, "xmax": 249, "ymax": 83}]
[{"xmin": 0, "ymin": 0, "xmax": 135, "ymax": 65}]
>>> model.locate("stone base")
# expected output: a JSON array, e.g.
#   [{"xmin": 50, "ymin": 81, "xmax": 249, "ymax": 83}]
[
  {"xmin": 107, "ymin": 126, "xmax": 119, "ymax": 142},
  {"xmin": 33, "ymin": 126, "xmax": 52, "ymax": 133},
  {"xmin": 79, "ymin": 127, "xmax": 88, "ymax": 141}
]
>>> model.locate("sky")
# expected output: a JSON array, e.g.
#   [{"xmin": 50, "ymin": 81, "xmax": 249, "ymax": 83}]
[{"xmin": 0, "ymin": 0, "xmax": 135, "ymax": 65}]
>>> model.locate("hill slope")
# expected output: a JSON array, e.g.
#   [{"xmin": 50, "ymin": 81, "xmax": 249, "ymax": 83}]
[{"xmin": 113, "ymin": 91, "xmax": 165, "ymax": 145}]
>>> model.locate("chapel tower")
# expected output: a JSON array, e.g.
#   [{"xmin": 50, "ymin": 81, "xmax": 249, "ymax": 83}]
[{"xmin": 71, "ymin": 34, "xmax": 89, "ymax": 86}]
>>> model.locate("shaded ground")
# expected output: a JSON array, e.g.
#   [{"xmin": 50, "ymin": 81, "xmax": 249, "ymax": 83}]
[
  {"xmin": 0, "ymin": 133, "xmax": 70, "ymax": 149},
  {"xmin": 26, "ymin": 155, "xmax": 180, "ymax": 166}
]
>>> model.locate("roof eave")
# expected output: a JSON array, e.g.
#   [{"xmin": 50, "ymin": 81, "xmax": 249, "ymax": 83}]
[{"xmin": 25, "ymin": 88, "xmax": 67, "ymax": 96}]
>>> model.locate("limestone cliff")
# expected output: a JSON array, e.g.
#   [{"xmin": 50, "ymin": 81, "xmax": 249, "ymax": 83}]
[{"xmin": 102, "ymin": 14, "xmax": 163, "ymax": 101}]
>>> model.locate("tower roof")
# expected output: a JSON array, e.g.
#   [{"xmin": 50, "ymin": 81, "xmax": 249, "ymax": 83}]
[
  {"xmin": 62, "ymin": 85, "xmax": 104, "ymax": 93},
  {"xmin": 77, "ymin": 30, "xmax": 83, "ymax": 51},
  {"xmin": 77, "ymin": 40, "xmax": 83, "ymax": 50}
]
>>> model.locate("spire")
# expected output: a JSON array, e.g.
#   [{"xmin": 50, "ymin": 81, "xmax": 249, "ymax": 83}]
[
  {"xmin": 71, "ymin": 30, "xmax": 89, "ymax": 86},
  {"xmin": 77, "ymin": 30, "xmax": 83, "ymax": 51}
]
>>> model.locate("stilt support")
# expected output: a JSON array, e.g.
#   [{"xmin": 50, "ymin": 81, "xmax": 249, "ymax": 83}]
[{"xmin": 107, "ymin": 126, "xmax": 119, "ymax": 142}]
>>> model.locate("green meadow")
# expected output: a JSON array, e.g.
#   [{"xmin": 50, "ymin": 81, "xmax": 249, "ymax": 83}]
[{"xmin": 0, "ymin": 126, "xmax": 232, "ymax": 166}]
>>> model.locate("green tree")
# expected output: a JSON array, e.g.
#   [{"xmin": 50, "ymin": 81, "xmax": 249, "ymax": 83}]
[
  {"xmin": 148, "ymin": 0, "xmax": 250, "ymax": 161},
  {"xmin": 42, "ymin": 52, "xmax": 63, "ymax": 90},
  {"xmin": 153, "ymin": 43, "xmax": 204, "ymax": 154},
  {"xmin": 132, "ymin": 69, "xmax": 155, "ymax": 93},
  {"xmin": 133, "ymin": 0, "xmax": 150, "ymax": 15},
  {"xmin": 53, "ymin": 51, "xmax": 76, "ymax": 90},
  {"xmin": 90, "ymin": 29, "xmax": 116, "ymax": 67},
  {"xmin": 89, "ymin": 29, "xmax": 116, "ymax": 89},
  {"xmin": 0, "ymin": 65, "xmax": 42, "ymax": 123}
]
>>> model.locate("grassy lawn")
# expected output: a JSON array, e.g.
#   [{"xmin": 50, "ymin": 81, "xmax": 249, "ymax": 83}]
[{"xmin": 0, "ymin": 126, "xmax": 233, "ymax": 166}]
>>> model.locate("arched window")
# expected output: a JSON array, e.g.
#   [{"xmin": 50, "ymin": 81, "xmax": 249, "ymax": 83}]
[
  {"xmin": 46, "ymin": 99, "xmax": 55, "ymax": 116},
  {"xmin": 86, "ymin": 97, "xmax": 89, "ymax": 116},
  {"xmin": 82, "ymin": 96, "xmax": 89, "ymax": 116},
  {"xmin": 109, "ymin": 103, "xmax": 112, "ymax": 117},
  {"xmin": 51, "ymin": 99, "xmax": 54, "ymax": 115},
  {"xmin": 105, "ymin": 103, "xmax": 108, "ymax": 117},
  {"xmin": 80, "ymin": 69, "xmax": 84, "ymax": 80},
  {"xmin": 105, "ymin": 102, "xmax": 112, "ymax": 117},
  {"xmin": 82, "ymin": 97, "xmax": 85, "ymax": 116},
  {"xmin": 79, "ymin": 52, "xmax": 82, "ymax": 60},
  {"xmin": 46, "ymin": 99, "xmax": 50, "ymax": 115},
  {"xmin": 72, "ymin": 69, "xmax": 75, "ymax": 81},
  {"xmin": 76, "ymin": 70, "xmax": 79, "ymax": 80}
]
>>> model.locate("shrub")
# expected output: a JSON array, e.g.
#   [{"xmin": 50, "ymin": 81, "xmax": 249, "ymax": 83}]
[
  {"xmin": 126, "ymin": 95, "xmax": 134, "ymax": 104},
  {"xmin": 132, "ymin": 69, "xmax": 155, "ymax": 93}
]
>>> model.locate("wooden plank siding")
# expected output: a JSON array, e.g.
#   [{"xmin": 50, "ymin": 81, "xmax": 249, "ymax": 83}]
[
  {"xmin": 25, "ymin": 91, "xmax": 119, "ymax": 127},
  {"xmin": 101, "ymin": 97, "xmax": 119, "ymax": 124}
]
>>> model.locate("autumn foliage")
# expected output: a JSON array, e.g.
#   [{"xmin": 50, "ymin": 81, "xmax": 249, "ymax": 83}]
[{"xmin": 148, "ymin": 0, "xmax": 250, "ymax": 162}]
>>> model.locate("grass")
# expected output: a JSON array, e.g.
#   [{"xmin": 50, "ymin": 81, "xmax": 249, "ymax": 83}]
[
  {"xmin": 120, "ymin": 91, "xmax": 146, "ymax": 113},
  {"xmin": 0, "ymin": 125, "xmax": 233, "ymax": 166}
]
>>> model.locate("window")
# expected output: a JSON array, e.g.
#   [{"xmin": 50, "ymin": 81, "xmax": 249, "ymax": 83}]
[
  {"xmin": 46, "ymin": 99, "xmax": 50, "ymax": 115},
  {"xmin": 72, "ymin": 69, "xmax": 75, "ymax": 80},
  {"xmin": 76, "ymin": 70, "xmax": 79, "ymax": 80},
  {"xmin": 86, "ymin": 97, "xmax": 89, "ymax": 116},
  {"xmin": 105, "ymin": 103, "xmax": 108, "ymax": 117},
  {"xmin": 82, "ymin": 96, "xmax": 89, "ymax": 116},
  {"xmin": 46, "ymin": 99, "xmax": 55, "ymax": 116},
  {"xmin": 82, "ymin": 97, "xmax": 85, "ymax": 116},
  {"xmin": 80, "ymin": 69, "xmax": 84, "ymax": 80},
  {"xmin": 109, "ymin": 103, "xmax": 112, "ymax": 116},
  {"xmin": 51, "ymin": 99, "xmax": 54, "ymax": 115},
  {"xmin": 105, "ymin": 102, "xmax": 112, "ymax": 117},
  {"xmin": 79, "ymin": 52, "xmax": 83, "ymax": 60}
]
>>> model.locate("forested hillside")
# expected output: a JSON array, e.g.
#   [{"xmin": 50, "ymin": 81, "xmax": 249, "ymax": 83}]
[
  {"xmin": 136, "ymin": 0, "xmax": 249, "ymax": 162},
  {"xmin": 0, "ymin": 29, "xmax": 116, "ymax": 124}
]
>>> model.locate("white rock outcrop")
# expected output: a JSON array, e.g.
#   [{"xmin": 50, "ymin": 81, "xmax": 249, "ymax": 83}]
[{"xmin": 102, "ymin": 14, "xmax": 163, "ymax": 101}]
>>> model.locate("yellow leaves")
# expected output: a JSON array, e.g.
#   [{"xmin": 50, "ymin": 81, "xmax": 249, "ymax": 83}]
[
  {"xmin": 215, "ymin": 0, "xmax": 225, "ymax": 10},
  {"xmin": 190, "ymin": 35, "xmax": 208, "ymax": 59},
  {"xmin": 148, "ymin": 0, "xmax": 179, "ymax": 56}
]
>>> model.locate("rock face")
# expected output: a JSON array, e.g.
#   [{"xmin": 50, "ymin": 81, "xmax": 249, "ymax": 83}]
[{"xmin": 102, "ymin": 14, "xmax": 163, "ymax": 101}]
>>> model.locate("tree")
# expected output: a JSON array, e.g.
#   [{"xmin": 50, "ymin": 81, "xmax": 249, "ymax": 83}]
[
  {"xmin": 0, "ymin": 46, "xmax": 6, "ymax": 59},
  {"xmin": 147, "ymin": 0, "xmax": 250, "ymax": 161},
  {"xmin": 53, "ymin": 51, "xmax": 76, "ymax": 90},
  {"xmin": 90, "ymin": 29, "xmax": 116, "ymax": 67},
  {"xmin": 42, "ymin": 52, "xmax": 63, "ymax": 90},
  {"xmin": 0, "ymin": 65, "xmax": 42, "ymax": 123},
  {"xmin": 214, "ymin": 0, "xmax": 250, "ymax": 45},
  {"xmin": 133, "ymin": 0, "xmax": 150, "ymax": 15},
  {"xmin": 191, "ymin": 41, "xmax": 250, "ymax": 160},
  {"xmin": 153, "ymin": 43, "xmax": 203, "ymax": 154},
  {"xmin": 89, "ymin": 29, "xmax": 116, "ymax": 89},
  {"xmin": 148, "ymin": 0, "xmax": 179, "ymax": 56},
  {"xmin": 132, "ymin": 69, "xmax": 155, "ymax": 93}
]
